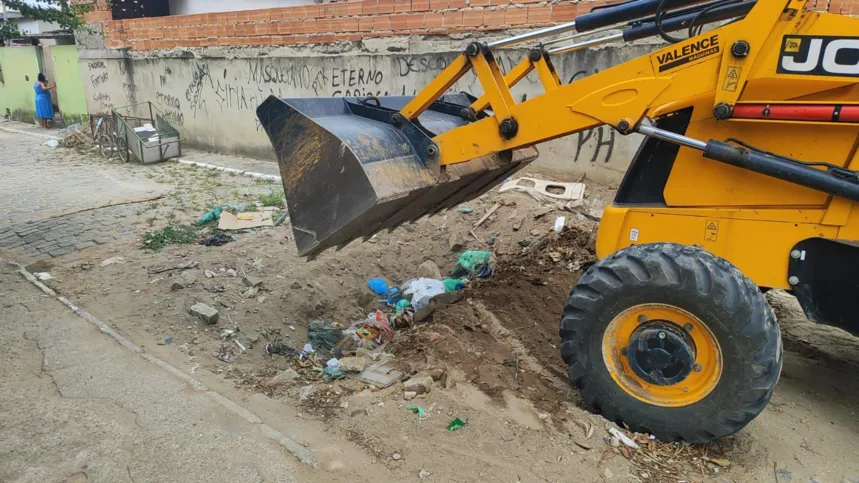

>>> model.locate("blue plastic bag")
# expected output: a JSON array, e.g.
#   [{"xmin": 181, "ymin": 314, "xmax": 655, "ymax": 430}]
[{"xmin": 366, "ymin": 277, "xmax": 388, "ymax": 296}]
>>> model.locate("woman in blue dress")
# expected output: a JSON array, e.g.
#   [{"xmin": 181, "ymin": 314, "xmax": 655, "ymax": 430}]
[{"xmin": 34, "ymin": 73, "xmax": 56, "ymax": 128}]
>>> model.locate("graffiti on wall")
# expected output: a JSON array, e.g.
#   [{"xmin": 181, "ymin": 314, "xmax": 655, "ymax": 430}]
[{"xmin": 81, "ymin": 52, "xmax": 626, "ymax": 166}]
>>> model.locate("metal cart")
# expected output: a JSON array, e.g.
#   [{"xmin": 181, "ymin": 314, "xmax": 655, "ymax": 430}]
[{"xmin": 113, "ymin": 102, "xmax": 182, "ymax": 163}]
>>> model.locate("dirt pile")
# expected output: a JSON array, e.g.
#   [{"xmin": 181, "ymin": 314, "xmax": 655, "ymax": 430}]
[{"xmin": 392, "ymin": 225, "xmax": 597, "ymax": 417}]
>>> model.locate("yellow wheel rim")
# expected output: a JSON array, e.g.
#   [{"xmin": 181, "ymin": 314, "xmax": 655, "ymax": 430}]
[{"xmin": 602, "ymin": 304, "xmax": 723, "ymax": 407}]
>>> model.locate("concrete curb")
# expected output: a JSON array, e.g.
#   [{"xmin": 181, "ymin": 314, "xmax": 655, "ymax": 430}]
[
  {"xmin": 176, "ymin": 158, "xmax": 281, "ymax": 182},
  {"xmin": 0, "ymin": 125, "xmax": 62, "ymax": 141},
  {"xmin": 7, "ymin": 260, "xmax": 317, "ymax": 467},
  {"xmin": 1, "ymin": 126, "xmax": 281, "ymax": 183}
]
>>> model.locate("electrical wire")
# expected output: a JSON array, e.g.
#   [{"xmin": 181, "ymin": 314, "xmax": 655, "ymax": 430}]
[
  {"xmin": 654, "ymin": 0, "xmax": 686, "ymax": 43},
  {"xmin": 687, "ymin": 0, "xmax": 741, "ymax": 37}
]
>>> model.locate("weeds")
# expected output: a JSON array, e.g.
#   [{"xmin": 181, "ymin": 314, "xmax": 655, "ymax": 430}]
[
  {"xmin": 258, "ymin": 190, "xmax": 285, "ymax": 207},
  {"xmin": 143, "ymin": 223, "xmax": 199, "ymax": 250}
]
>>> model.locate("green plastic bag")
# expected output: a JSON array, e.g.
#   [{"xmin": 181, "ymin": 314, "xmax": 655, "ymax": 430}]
[
  {"xmin": 406, "ymin": 405, "xmax": 426, "ymax": 418},
  {"xmin": 453, "ymin": 251, "xmax": 495, "ymax": 278},
  {"xmin": 447, "ymin": 418, "xmax": 466, "ymax": 431},
  {"xmin": 443, "ymin": 278, "xmax": 466, "ymax": 292},
  {"xmin": 395, "ymin": 298, "xmax": 411, "ymax": 313}
]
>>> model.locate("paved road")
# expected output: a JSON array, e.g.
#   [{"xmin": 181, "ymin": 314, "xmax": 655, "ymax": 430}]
[
  {"xmin": 0, "ymin": 131, "xmax": 165, "ymax": 264},
  {"xmin": 0, "ymin": 263, "xmax": 302, "ymax": 483}
]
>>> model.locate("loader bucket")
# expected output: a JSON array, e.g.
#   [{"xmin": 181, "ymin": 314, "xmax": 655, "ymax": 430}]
[{"xmin": 257, "ymin": 94, "xmax": 538, "ymax": 258}]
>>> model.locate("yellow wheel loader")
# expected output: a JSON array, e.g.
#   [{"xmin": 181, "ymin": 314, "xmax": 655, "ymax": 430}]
[{"xmin": 257, "ymin": 0, "xmax": 859, "ymax": 443}]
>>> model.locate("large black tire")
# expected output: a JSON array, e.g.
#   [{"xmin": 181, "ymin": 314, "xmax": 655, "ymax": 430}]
[{"xmin": 560, "ymin": 243, "xmax": 782, "ymax": 443}]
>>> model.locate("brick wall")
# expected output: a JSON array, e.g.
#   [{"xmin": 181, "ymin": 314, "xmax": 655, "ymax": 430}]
[{"xmin": 79, "ymin": 0, "xmax": 858, "ymax": 51}]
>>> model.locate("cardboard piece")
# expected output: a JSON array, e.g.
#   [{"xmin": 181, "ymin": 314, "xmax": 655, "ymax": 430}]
[{"xmin": 218, "ymin": 211, "xmax": 274, "ymax": 230}]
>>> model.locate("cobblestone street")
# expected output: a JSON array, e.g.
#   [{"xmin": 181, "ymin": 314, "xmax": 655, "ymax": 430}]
[{"xmin": 0, "ymin": 131, "xmax": 167, "ymax": 265}]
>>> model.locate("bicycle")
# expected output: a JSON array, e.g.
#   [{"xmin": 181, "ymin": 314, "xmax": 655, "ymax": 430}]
[{"xmin": 95, "ymin": 114, "xmax": 127, "ymax": 162}]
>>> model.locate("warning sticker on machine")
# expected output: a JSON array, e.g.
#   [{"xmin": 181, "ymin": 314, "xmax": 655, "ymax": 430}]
[
  {"xmin": 722, "ymin": 66, "xmax": 742, "ymax": 92},
  {"xmin": 652, "ymin": 34, "xmax": 720, "ymax": 73},
  {"xmin": 704, "ymin": 220, "xmax": 719, "ymax": 242}
]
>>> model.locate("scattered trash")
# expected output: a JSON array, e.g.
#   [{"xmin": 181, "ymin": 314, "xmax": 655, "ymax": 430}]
[
  {"xmin": 157, "ymin": 336, "xmax": 174, "ymax": 345},
  {"xmin": 352, "ymin": 360, "xmax": 404, "ymax": 388},
  {"xmin": 512, "ymin": 217, "xmax": 523, "ymax": 231},
  {"xmin": 554, "ymin": 216, "xmax": 566, "ymax": 232},
  {"xmin": 226, "ymin": 268, "xmax": 239, "ymax": 277},
  {"xmin": 473, "ymin": 202, "xmax": 501, "ymax": 228},
  {"xmin": 405, "ymin": 278, "xmax": 446, "ymax": 311},
  {"xmin": 442, "ymin": 278, "xmax": 465, "ymax": 292},
  {"xmin": 100, "ymin": 256, "xmax": 126, "ymax": 267},
  {"xmin": 452, "ymin": 250, "xmax": 495, "ymax": 278},
  {"xmin": 406, "ymin": 405, "xmax": 426, "ymax": 418},
  {"xmin": 204, "ymin": 270, "xmax": 216, "ymax": 278},
  {"xmin": 419, "ymin": 470, "xmax": 432, "ymax": 479},
  {"xmin": 274, "ymin": 211, "xmax": 289, "ymax": 226},
  {"xmin": 34, "ymin": 272, "xmax": 53, "ymax": 281},
  {"xmin": 458, "ymin": 205, "xmax": 473, "ymax": 214},
  {"xmin": 218, "ymin": 211, "xmax": 274, "ymax": 230},
  {"xmin": 189, "ymin": 303, "xmax": 219, "ymax": 325},
  {"xmin": 326, "ymin": 358, "xmax": 340, "ymax": 369},
  {"xmin": 486, "ymin": 232, "xmax": 500, "ymax": 245},
  {"xmin": 499, "ymin": 177, "xmax": 585, "ymax": 203},
  {"xmin": 403, "ymin": 391, "xmax": 417, "ymax": 401},
  {"xmin": 392, "ymin": 453, "xmax": 402, "ymax": 461},
  {"xmin": 416, "ymin": 260, "xmax": 443, "ymax": 280},
  {"xmin": 266, "ymin": 341, "xmax": 298, "ymax": 357},
  {"xmin": 518, "ymin": 238, "xmax": 534, "ymax": 247},
  {"xmin": 447, "ymin": 418, "xmax": 466, "ymax": 431},
  {"xmin": 199, "ymin": 233, "xmax": 233, "ymax": 247},
  {"xmin": 218, "ymin": 345, "xmax": 235, "ymax": 363},
  {"xmin": 366, "ymin": 277, "xmax": 389, "ymax": 296},
  {"xmin": 43, "ymin": 139, "xmax": 59, "ymax": 148},
  {"xmin": 323, "ymin": 366, "xmax": 344, "ymax": 380},
  {"xmin": 395, "ymin": 298, "xmax": 412, "ymax": 313},
  {"xmin": 608, "ymin": 427, "xmax": 639, "ymax": 449},
  {"xmin": 307, "ymin": 320, "xmax": 342, "ymax": 352},
  {"xmin": 197, "ymin": 207, "xmax": 221, "ymax": 225}
]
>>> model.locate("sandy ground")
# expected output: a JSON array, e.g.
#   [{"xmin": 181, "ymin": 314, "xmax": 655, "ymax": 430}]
[{"xmin": 35, "ymin": 157, "xmax": 859, "ymax": 483}]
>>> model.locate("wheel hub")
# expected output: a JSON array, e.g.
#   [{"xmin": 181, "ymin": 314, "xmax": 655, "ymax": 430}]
[{"xmin": 626, "ymin": 322, "xmax": 695, "ymax": 386}]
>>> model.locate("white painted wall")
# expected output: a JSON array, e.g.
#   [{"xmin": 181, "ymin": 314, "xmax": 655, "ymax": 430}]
[
  {"xmin": 16, "ymin": 19, "xmax": 61, "ymax": 35},
  {"xmin": 168, "ymin": 0, "xmax": 310, "ymax": 15}
]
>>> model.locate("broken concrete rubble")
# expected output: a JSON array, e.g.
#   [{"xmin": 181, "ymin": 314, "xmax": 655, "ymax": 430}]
[
  {"xmin": 416, "ymin": 260, "xmax": 442, "ymax": 279},
  {"xmin": 448, "ymin": 234, "xmax": 464, "ymax": 252},
  {"xmin": 267, "ymin": 368, "xmax": 299, "ymax": 387},
  {"xmin": 403, "ymin": 375, "xmax": 433, "ymax": 395},
  {"xmin": 338, "ymin": 356, "xmax": 368, "ymax": 373},
  {"xmin": 171, "ymin": 271, "xmax": 198, "ymax": 290},
  {"xmin": 189, "ymin": 303, "xmax": 219, "ymax": 324}
]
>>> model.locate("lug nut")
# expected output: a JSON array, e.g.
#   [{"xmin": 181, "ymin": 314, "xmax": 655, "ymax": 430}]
[
  {"xmin": 790, "ymin": 250, "xmax": 801, "ymax": 259},
  {"xmin": 684, "ymin": 323, "xmax": 693, "ymax": 332},
  {"xmin": 693, "ymin": 363, "xmax": 702, "ymax": 372},
  {"xmin": 638, "ymin": 314, "xmax": 647, "ymax": 323},
  {"xmin": 788, "ymin": 276, "xmax": 799, "ymax": 285},
  {"xmin": 658, "ymin": 331, "xmax": 666, "ymax": 340}
]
